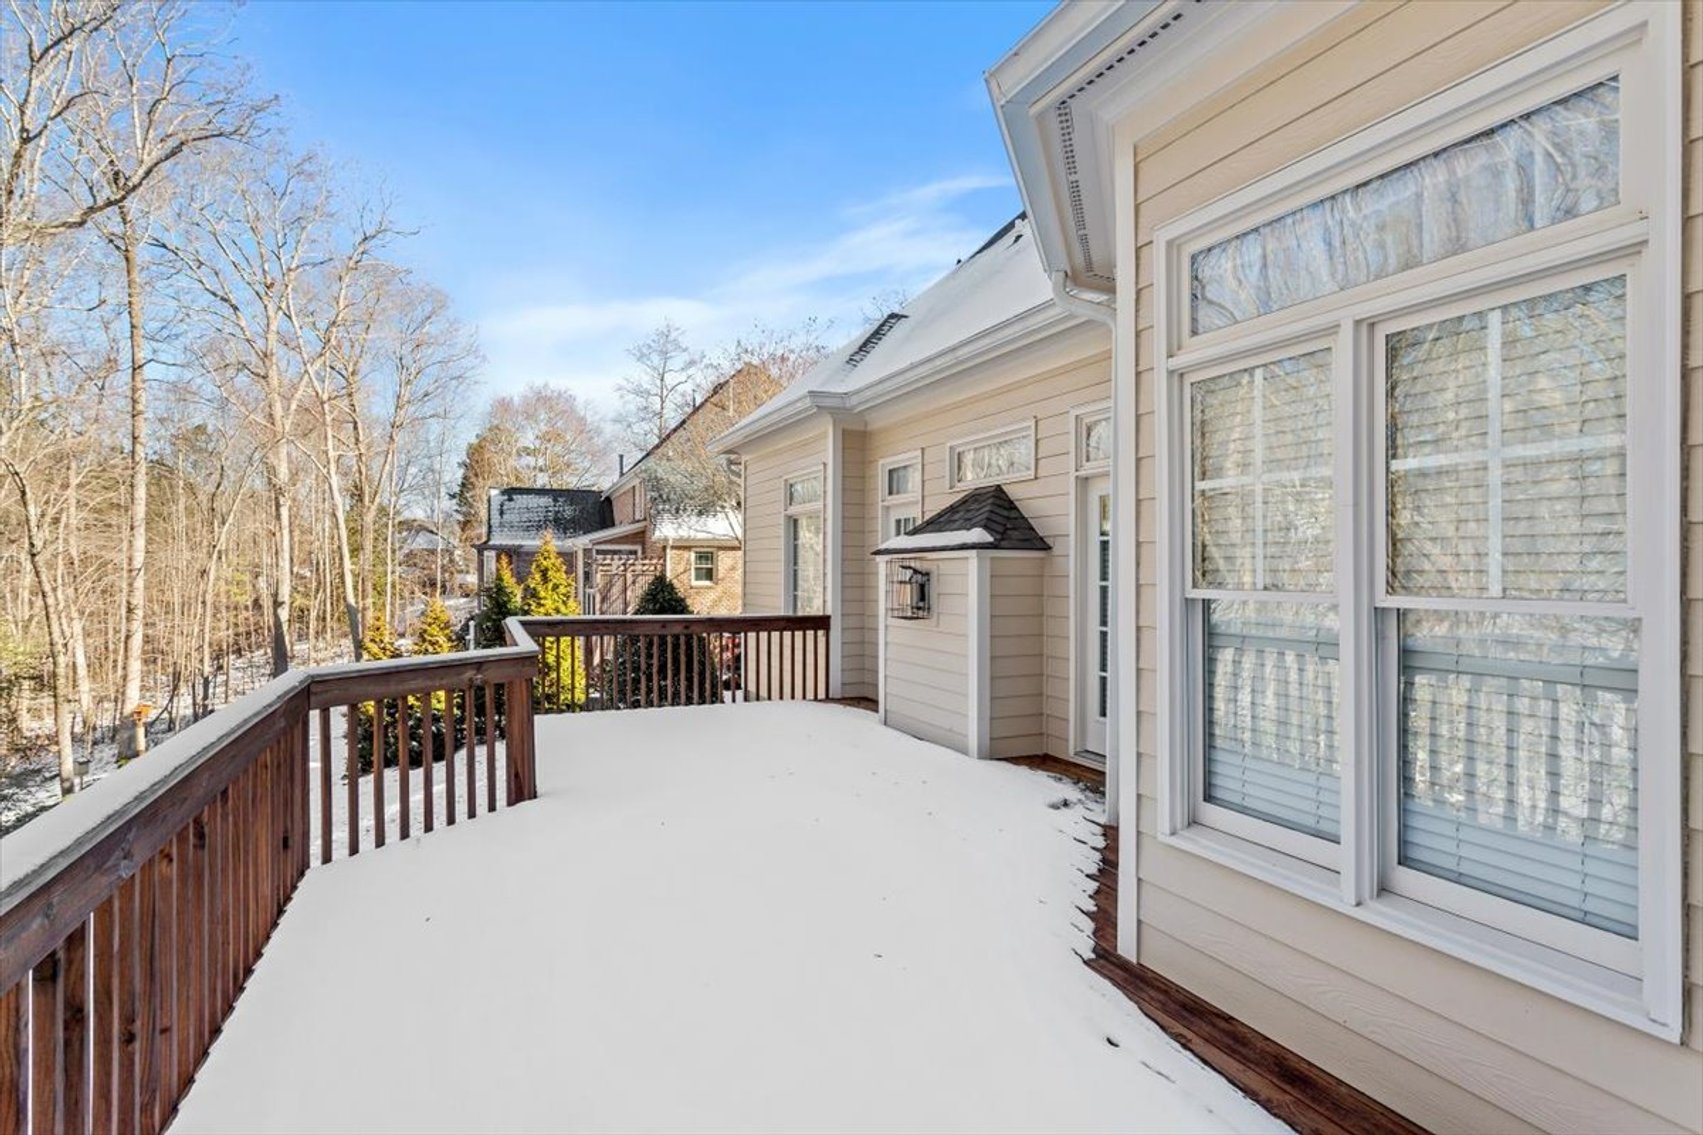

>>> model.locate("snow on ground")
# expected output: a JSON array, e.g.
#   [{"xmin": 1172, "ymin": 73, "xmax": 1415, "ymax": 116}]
[{"xmin": 170, "ymin": 702, "xmax": 1285, "ymax": 1135}]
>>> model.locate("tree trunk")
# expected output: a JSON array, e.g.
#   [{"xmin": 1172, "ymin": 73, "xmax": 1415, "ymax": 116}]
[
  {"xmin": 319, "ymin": 392, "xmax": 364, "ymax": 658},
  {"xmin": 118, "ymin": 214, "xmax": 149, "ymax": 755},
  {"xmin": 9, "ymin": 467, "xmax": 77, "ymax": 795}
]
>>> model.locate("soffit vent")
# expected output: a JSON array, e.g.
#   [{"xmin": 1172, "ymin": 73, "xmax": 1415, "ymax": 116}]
[
  {"xmin": 1050, "ymin": 0, "xmax": 1205, "ymax": 285},
  {"xmin": 845, "ymin": 312, "xmax": 908, "ymax": 368}
]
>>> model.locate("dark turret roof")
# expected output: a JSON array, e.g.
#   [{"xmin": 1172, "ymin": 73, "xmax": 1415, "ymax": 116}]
[
  {"xmin": 871, "ymin": 485, "xmax": 1050, "ymax": 555},
  {"xmin": 480, "ymin": 488, "xmax": 612, "ymax": 546}
]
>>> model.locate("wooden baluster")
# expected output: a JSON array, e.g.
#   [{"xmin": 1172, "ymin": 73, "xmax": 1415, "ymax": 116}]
[
  {"xmin": 817, "ymin": 629, "xmax": 826, "ymax": 699},
  {"xmin": 373, "ymin": 701, "xmax": 387, "ymax": 850},
  {"xmin": 464, "ymin": 685, "xmax": 477, "ymax": 819},
  {"xmin": 319, "ymin": 709, "xmax": 332, "ymax": 865},
  {"xmin": 443, "ymin": 690, "xmax": 455, "ymax": 827},
  {"xmin": 345, "ymin": 706, "xmax": 359, "ymax": 858},
  {"xmin": 666, "ymin": 633, "xmax": 675, "ymax": 706},
  {"xmin": 30, "ymin": 947, "xmax": 62, "ymax": 1135},
  {"xmin": 137, "ymin": 856, "xmax": 158, "ymax": 1134},
  {"xmin": 62, "ymin": 918, "xmax": 89, "ymax": 1133},
  {"xmin": 156, "ymin": 838, "xmax": 179, "ymax": 1131},
  {"xmin": 185, "ymin": 817, "xmax": 206, "ymax": 1097},
  {"xmin": 485, "ymin": 681, "xmax": 498, "ymax": 814},
  {"xmin": 424, "ymin": 693, "xmax": 436, "ymax": 834},
  {"xmin": 398, "ymin": 697, "xmax": 412, "ymax": 842},
  {"xmin": 91, "ymin": 892, "xmax": 116, "ymax": 1134},
  {"xmin": 1, "ymin": 980, "xmax": 27, "ymax": 1135}
]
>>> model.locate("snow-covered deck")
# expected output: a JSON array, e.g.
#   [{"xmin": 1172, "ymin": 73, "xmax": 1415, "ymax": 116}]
[{"xmin": 168, "ymin": 702, "xmax": 1281, "ymax": 1134}]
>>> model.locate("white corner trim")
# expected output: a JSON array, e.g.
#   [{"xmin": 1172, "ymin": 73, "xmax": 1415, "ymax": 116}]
[
  {"xmin": 826, "ymin": 426, "xmax": 845, "ymax": 698},
  {"xmin": 877, "ymin": 557, "xmax": 889, "ymax": 726},
  {"xmin": 966, "ymin": 551, "xmax": 992, "ymax": 758}
]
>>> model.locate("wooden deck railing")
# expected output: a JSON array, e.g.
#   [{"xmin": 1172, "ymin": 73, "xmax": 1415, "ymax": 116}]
[
  {"xmin": 518, "ymin": 614, "xmax": 832, "ymax": 713},
  {"xmin": 0, "ymin": 620, "xmax": 542, "ymax": 1135}
]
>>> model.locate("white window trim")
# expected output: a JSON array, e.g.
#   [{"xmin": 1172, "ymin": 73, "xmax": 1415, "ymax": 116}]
[
  {"xmin": 782, "ymin": 468, "xmax": 825, "ymax": 616},
  {"xmin": 1150, "ymin": 4, "xmax": 1682, "ymax": 1041},
  {"xmin": 878, "ymin": 450, "xmax": 923, "ymax": 541},
  {"xmin": 1073, "ymin": 402, "xmax": 1113, "ymax": 472},
  {"xmin": 690, "ymin": 548, "xmax": 716, "ymax": 587},
  {"xmin": 946, "ymin": 419, "xmax": 1037, "ymax": 490}
]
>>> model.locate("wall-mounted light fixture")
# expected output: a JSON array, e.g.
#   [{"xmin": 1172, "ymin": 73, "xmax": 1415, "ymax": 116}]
[{"xmin": 887, "ymin": 560, "xmax": 931, "ymax": 620}]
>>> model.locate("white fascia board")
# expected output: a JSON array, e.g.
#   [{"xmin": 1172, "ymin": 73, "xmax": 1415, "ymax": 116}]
[
  {"xmin": 988, "ymin": 0, "xmax": 1299, "ymax": 290},
  {"xmin": 569, "ymin": 520, "xmax": 649, "ymax": 548},
  {"xmin": 715, "ymin": 305, "xmax": 1085, "ymax": 455}
]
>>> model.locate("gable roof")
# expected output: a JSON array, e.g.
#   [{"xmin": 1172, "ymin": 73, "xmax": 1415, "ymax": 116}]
[
  {"xmin": 872, "ymin": 485, "xmax": 1050, "ymax": 555},
  {"xmin": 609, "ymin": 363, "xmax": 762, "ymax": 494},
  {"xmin": 481, "ymin": 488, "xmax": 613, "ymax": 546},
  {"xmin": 718, "ymin": 216, "xmax": 1075, "ymax": 451}
]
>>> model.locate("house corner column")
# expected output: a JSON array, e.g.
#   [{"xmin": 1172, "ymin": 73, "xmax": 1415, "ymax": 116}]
[
  {"xmin": 826, "ymin": 420, "xmax": 846, "ymax": 698},
  {"xmin": 967, "ymin": 551, "xmax": 990, "ymax": 758}
]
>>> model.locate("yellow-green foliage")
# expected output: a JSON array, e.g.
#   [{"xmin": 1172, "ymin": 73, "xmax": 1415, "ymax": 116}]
[
  {"xmin": 415, "ymin": 596, "xmax": 458, "ymax": 655},
  {"xmin": 360, "ymin": 609, "xmax": 398, "ymax": 661},
  {"xmin": 521, "ymin": 533, "xmax": 586, "ymax": 709},
  {"xmin": 413, "ymin": 596, "xmax": 457, "ymax": 715}
]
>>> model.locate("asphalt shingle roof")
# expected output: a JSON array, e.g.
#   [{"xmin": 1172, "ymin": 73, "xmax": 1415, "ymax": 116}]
[
  {"xmin": 871, "ymin": 485, "xmax": 1050, "ymax": 555},
  {"xmin": 483, "ymin": 488, "xmax": 613, "ymax": 545}
]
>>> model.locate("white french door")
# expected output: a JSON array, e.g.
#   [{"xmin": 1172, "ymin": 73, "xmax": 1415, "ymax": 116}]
[{"xmin": 1078, "ymin": 476, "xmax": 1111, "ymax": 759}]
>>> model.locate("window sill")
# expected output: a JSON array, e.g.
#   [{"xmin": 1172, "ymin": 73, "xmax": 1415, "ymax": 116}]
[{"xmin": 1157, "ymin": 824, "xmax": 1676, "ymax": 1043}]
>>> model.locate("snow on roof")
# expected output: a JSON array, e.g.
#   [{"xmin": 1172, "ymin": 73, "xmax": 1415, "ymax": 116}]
[
  {"xmin": 873, "ymin": 485, "xmax": 1051, "ymax": 556},
  {"xmin": 651, "ymin": 512, "xmax": 740, "ymax": 543},
  {"xmin": 874, "ymin": 527, "xmax": 995, "ymax": 554},
  {"xmin": 723, "ymin": 215, "xmax": 1057, "ymax": 444},
  {"xmin": 483, "ymin": 488, "xmax": 612, "ymax": 546}
]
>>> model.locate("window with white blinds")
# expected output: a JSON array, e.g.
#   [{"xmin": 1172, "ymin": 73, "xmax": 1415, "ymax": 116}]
[
  {"xmin": 1384, "ymin": 275, "xmax": 1636, "ymax": 939},
  {"xmin": 1158, "ymin": 11, "xmax": 1680, "ymax": 1032},
  {"xmin": 1189, "ymin": 349, "xmax": 1338, "ymax": 845}
]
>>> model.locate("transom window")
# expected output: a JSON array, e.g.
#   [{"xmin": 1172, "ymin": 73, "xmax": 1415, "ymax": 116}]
[
  {"xmin": 1156, "ymin": 14, "xmax": 1679, "ymax": 1040},
  {"xmin": 1077, "ymin": 409, "xmax": 1112, "ymax": 470},
  {"xmin": 1190, "ymin": 79, "xmax": 1620, "ymax": 335},
  {"xmin": 947, "ymin": 422, "xmax": 1035, "ymax": 489},
  {"xmin": 783, "ymin": 471, "xmax": 824, "ymax": 616},
  {"xmin": 879, "ymin": 453, "xmax": 922, "ymax": 540}
]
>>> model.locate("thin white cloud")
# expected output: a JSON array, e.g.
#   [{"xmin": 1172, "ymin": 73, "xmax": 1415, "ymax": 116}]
[{"xmin": 476, "ymin": 174, "xmax": 1010, "ymax": 412}]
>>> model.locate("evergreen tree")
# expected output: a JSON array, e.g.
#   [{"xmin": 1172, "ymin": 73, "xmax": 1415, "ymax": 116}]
[
  {"xmin": 360, "ymin": 608, "xmax": 398, "ymax": 661},
  {"xmin": 475, "ymin": 555, "xmax": 523, "ymax": 648},
  {"xmin": 522, "ymin": 533, "xmax": 586, "ymax": 709},
  {"xmin": 521, "ymin": 533, "xmax": 578, "ymax": 616},
  {"xmin": 609, "ymin": 574, "xmax": 711, "ymax": 707},
  {"xmin": 415, "ymin": 596, "xmax": 457, "ymax": 655},
  {"xmin": 633, "ymin": 573, "xmax": 690, "ymax": 615}
]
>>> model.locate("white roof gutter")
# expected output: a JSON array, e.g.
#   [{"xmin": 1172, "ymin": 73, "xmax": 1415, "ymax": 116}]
[{"xmin": 1050, "ymin": 270, "xmax": 1115, "ymax": 326}]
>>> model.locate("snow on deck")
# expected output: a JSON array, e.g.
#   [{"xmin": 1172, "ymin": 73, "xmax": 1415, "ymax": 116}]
[{"xmin": 170, "ymin": 702, "xmax": 1283, "ymax": 1135}]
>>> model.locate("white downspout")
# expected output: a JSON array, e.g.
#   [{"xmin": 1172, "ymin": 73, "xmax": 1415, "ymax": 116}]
[{"xmin": 1051, "ymin": 270, "xmax": 1115, "ymax": 326}]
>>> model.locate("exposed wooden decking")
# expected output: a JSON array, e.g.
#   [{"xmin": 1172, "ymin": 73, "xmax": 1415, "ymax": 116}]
[{"xmin": 1083, "ymin": 826, "xmax": 1429, "ymax": 1135}]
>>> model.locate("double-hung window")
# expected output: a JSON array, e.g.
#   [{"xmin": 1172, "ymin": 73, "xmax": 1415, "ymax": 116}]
[
  {"xmin": 691, "ymin": 549, "xmax": 716, "ymax": 586},
  {"xmin": 879, "ymin": 453, "xmax": 922, "ymax": 540},
  {"xmin": 1154, "ymin": 8, "xmax": 1680, "ymax": 1037},
  {"xmin": 784, "ymin": 471, "xmax": 824, "ymax": 615}
]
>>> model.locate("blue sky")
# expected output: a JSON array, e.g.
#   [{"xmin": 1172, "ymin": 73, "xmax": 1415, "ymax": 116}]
[{"xmin": 230, "ymin": 1, "xmax": 1054, "ymax": 411}]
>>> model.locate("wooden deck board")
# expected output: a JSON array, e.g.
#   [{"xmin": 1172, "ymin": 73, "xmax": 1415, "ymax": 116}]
[{"xmin": 1085, "ymin": 824, "xmax": 1429, "ymax": 1135}]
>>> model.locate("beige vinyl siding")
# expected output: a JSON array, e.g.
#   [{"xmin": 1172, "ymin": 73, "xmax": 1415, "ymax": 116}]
[
  {"xmin": 989, "ymin": 556, "xmax": 1046, "ymax": 759},
  {"xmin": 859, "ymin": 347, "xmax": 1112, "ymax": 759},
  {"xmin": 839, "ymin": 428, "xmax": 875, "ymax": 699},
  {"xmin": 1127, "ymin": 3, "xmax": 1703, "ymax": 1133},
  {"xmin": 883, "ymin": 557, "xmax": 969, "ymax": 751},
  {"xmin": 741, "ymin": 428, "xmax": 828, "ymax": 615}
]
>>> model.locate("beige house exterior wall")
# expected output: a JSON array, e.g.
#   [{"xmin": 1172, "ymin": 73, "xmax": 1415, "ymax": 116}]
[
  {"xmin": 741, "ymin": 426, "xmax": 829, "ymax": 616},
  {"xmin": 856, "ymin": 347, "xmax": 1111, "ymax": 757},
  {"xmin": 1118, "ymin": 3, "xmax": 1702, "ymax": 1132},
  {"xmin": 881, "ymin": 556, "xmax": 971, "ymax": 751}
]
